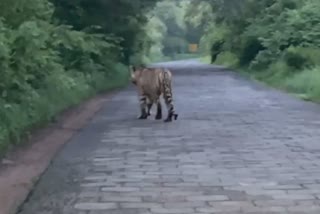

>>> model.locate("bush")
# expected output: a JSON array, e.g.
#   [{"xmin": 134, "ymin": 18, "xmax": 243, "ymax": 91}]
[
  {"xmin": 285, "ymin": 66, "xmax": 320, "ymax": 99},
  {"xmin": 283, "ymin": 46, "xmax": 310, "ymax": 69},
  {"xmin": 257, "ymin": 60, "xmax": 293, "ymax": 85},
  {"xmin": 214, "ymin": 51, "xmax": 239, "ymax": 68},
  {"xmin": 283, "ymin": 46, "xmax": 320, "ymax": 68}
]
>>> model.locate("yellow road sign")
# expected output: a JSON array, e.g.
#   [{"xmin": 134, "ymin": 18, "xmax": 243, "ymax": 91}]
[{"xmin": 189, "ymin": 44, "xmax": 198, "ymax": 53}]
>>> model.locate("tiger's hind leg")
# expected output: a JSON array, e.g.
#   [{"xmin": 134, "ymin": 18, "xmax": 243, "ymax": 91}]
[
  {"xmin": 155, "ymin": 99, "xmax": 162, "ymax": 120},
  {"xmin": 162, "ymin": 69, "xmax": 178, "ymax": 122},
  {"xmin": 163, "ymin": 95, "xmax": 178, "ymax": 122},
  {"xmin": 138, "ymin": 95, "xmax": 148, "ymax": 119}
]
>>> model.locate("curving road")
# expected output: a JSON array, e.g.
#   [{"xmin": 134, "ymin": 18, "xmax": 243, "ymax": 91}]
[{"xmin": 19, "ymin": 60, "xmax": 320, "ymax": 214}]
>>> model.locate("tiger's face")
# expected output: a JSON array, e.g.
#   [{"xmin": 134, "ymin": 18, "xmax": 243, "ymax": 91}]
[{"xmin": 129, "ymin": 65, "xmax": 144, "ymax": 85}]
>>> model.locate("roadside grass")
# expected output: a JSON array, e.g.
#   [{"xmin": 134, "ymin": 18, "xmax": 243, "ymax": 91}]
[{"xmin": 0, "ymin": 64, "xmax": 129, "ymax": 156}]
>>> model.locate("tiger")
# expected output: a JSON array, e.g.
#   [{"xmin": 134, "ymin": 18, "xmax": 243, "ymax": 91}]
[{"xmin": 129, "ymin": 65, "xmax": 178, "ymax": 122}]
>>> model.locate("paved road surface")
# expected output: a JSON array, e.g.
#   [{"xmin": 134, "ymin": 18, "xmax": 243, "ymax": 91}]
[{"xmin": 19, "ymin": 60, "xmax": 320, "ymax": 214}]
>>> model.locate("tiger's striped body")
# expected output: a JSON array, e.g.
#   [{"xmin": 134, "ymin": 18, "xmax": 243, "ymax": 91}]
[{"xmin": 130, "ymin": 66, "xmax": 178, "ymax": 122}]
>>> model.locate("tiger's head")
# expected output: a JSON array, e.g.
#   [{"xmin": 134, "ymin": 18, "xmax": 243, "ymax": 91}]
[{"xmin": 129, "ymin": 65, "xmax": 145, "ymax": 85}]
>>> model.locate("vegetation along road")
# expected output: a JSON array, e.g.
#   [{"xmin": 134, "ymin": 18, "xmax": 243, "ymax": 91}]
[{"xmin": 18, "ymin": 60, "xmax": 320, "ymax": 214}]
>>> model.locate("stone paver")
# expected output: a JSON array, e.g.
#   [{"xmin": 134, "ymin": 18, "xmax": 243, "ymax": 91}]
[{"xmin": 19, "ymin": 60, "xmax": 320, "ymax": 214}]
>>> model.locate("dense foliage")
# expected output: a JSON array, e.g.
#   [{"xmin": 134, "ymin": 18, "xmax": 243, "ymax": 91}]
[
  {"xmin": 0, "ymin": 0, "xmax": 158, "ymax": 153},
  {"xmin": 188, "ymin": 0, "xmax": 320, "ymax": 100}
]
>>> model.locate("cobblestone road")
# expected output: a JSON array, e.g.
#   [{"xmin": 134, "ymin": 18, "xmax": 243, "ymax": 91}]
[{"xmin": 19, "ymin": 60, "xmax": 320, "ymax": 214}]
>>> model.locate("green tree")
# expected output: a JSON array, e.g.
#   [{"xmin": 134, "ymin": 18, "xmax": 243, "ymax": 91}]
[{"xmin": 51, "ymin": 0, "xmax": 158, "ymax": 65}]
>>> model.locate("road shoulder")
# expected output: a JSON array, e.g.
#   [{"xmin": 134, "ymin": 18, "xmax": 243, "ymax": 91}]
[{"xmin": 0, "ymin": 92, "xmax": 115, "ymax": 214}]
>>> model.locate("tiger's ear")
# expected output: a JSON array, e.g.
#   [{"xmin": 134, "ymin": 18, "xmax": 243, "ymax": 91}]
[
  {"xmin": 129, "ymin": 65, "xmax": 136, "ymax": 73},
  {"xmin": 129, "ymin": 65, "xmax": 136, "ymax": 80}
]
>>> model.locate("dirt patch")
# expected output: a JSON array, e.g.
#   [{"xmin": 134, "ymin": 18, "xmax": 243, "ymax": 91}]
[{"xmin": 0, "ymin": 92, "xmax": 115, "ymax": 214}]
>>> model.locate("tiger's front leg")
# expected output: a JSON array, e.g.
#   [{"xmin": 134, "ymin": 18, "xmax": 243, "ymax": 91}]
[
  {"xmin": 147, "ymin": 98, "xmax": 153, "ymax": 116},
  {"xmin": 138, "ymin": 95, "xmax": 148, "ymax": 119}
]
